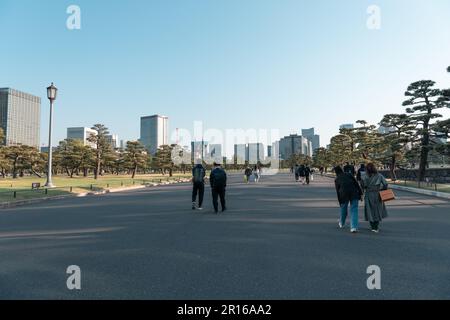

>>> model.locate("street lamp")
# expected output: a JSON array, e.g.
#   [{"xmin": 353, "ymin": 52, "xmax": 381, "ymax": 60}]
[{"xmin": 45, "ymin": 83, "xmax": 57, "ymax": 188}]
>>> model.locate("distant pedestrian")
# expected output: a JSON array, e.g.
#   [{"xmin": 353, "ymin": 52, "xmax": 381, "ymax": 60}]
[
  {"xmin": 356, "ymin": 163, "xmax": 366, "ymax": 187},
  {"xmin": 305, "ymin": 165, "xmax": 311, "ymax": 185},
  {"xmin": 254, "ymin": 166, "xmax": 261, "ymax": 183},
  {"xmin": 343, "ymin": 162, "xmax": 356, "ymax": 177},
  {"xmin": 319, "ymin": 166, "xmax": 324, "ymax": 176},
  {"xmin": 294, "ymin": 164, "xmax": 300, "ymax": 182},
  {"xmin": 210, "ymin": 162, "xmax": 227, "ymax": 214},
  {"xmin": 191, "ymin": 160, "xmax": 206, "ymax": 210},
  {"xmin": 361, "ymin": 163, "xmax": 388, "ymax": 233},
  {"xmin": 297, "ymin": 165, "xmax": 307, "ymax": 185},
  {"xmin": 244, "ymin": 167, "xmax": 252, "ymax": 183},
  {"xmin": 334, "ymin": 166, "xmax": 363, "ymax": 233},
  {"xmin": 310, "ymin": 168, "xmax": 315, "ymax": 182}
]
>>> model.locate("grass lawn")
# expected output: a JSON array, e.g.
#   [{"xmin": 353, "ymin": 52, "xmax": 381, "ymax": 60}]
[{"xmin": 0, "ymin": 173, "xmax": 191, "ymax": 203}]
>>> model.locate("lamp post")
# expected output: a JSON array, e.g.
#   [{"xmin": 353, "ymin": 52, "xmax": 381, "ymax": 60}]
[{"xmin": 45, "ymin": 83, "xmax": 57, "ymax": 188}]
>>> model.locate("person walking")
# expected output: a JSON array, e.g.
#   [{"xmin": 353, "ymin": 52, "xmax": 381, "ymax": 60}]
[
  {"xmin": 305, "ymin": 165, "xmax": 311, "ymax": 185},
  {"xmin": 356, "ymin": 163, "xmax": 366, "ymax": 187},
  {"xmin": 319, "ymin": 166, "xmax": 324, "ymax": 176},
  {"xmin": 191, "ymin": 160, "xmax": 206, "ymax": 210},
  {"xmin": 210, "ymin": 162, "xmax": 227, "ymax": 214},
  {"xmin": 294, "ymin": 164, "xmax": 300, "ymax": 182},
  {"xmin": 334, "ymin": 166, "xmax": 363, "ymax": 233},
  {"xmin": 297, "ymin": 164, "xmax": 307, "ymax": 185},
  {"xmin": 254, "ymin": 166, "xmax": 261, "ymax": 183},
  {"xmin": 244, "ymin": 166, "xmax": 252, "ymax": 183},
  {"xmin": 361, "ymin": 163, "xmax": 388, "ymax": 233},
  {"xmin": 344, "ymin": 162, "xmax": 356, "ymax": 177}
]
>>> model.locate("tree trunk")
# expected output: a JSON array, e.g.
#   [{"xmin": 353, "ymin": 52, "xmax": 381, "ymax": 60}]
[
  {"xmin": 132, "ymin": 165, "xmax": 137, "ymax": 179},
  {"xmin": 390, "ymin": 155, "xmax": 397, "ymax": 181},
  {"xmin": 418, "ymin": 125, "xmax": 430, "ymax": 182}
]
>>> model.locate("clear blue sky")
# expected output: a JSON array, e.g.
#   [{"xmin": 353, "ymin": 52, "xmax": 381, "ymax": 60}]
[{"xmin": 1, "ymin": 0, "xmax": 449, "ymax": 153}]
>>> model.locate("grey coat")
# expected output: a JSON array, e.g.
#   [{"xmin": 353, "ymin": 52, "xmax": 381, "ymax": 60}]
[{"xmin": 361, "ymin": 173, "xmax": 388, "ymax": 222}]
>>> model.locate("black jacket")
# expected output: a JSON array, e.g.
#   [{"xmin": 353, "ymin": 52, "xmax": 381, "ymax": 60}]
[
  {"xmin": 335, "ymin": 173, "xmax": 363, "ymax": 204},
  {"xmin": 343, "ymin": 164, "xmax": 356, "ymax": 176},
  {"xmin": 210, "ymin": 167, "xmax": 227, "ymax": 188},
  {"xmin": 192, "ymin": 164, "xmax": 206, "ymax": 183}
]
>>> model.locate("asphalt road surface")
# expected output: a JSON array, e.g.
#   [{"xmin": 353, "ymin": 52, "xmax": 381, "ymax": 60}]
[{"xmin": 0, "ymin": 173, "xmax": 449, "ymax": 299}]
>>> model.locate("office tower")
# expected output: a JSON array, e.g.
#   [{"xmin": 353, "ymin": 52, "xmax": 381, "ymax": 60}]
[
  {"xmin": 272, "ymin": 141, "xmax": 280, "ymax": 160},
  {"xmin": 301, "ymin": 127, "xmax": 321, "ymax": 152},
  {"xmin": 247, "ymin": 143, "xmax": 264, "ymax": 164},
  {"xmin": 209, "ymin": 144, "xmax": 222, "ymax": 162},
  {"xmin": 140, "ymin": 115, "xmax": 169, "ymax": 155},
  {"xmin": 0, "ymin": 88, "xmax": 41, "ymax": 148},
  {"xmin": 340, "ymin": 123, "xmax": 354, "ymax": 130},
  {"xmin": 105, "ymin": 134, "xmax": 119, "ymax": 149},
  {"xmin": 267, "ymin": 145, "xmax": 272, "ymax": 158},
  {"xmin": 67, "ymin": 127, "xmax": 98, "ymax": 148},
  {"xmin": 191, "ymin": 140, "xmax": 208, "ymax": 162},
  {"xmin": 234, "ymin": 144, "xmax": 247, "ymax": 164},
  {"xmin": 278, "ymin": 134, "xmax": 311, "ymax": 160}
]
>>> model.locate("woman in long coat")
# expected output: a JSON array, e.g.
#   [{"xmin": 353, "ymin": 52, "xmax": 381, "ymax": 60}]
[{"xmin": 361, "ymin": 163, "xmax": 388, "ymax": 233}]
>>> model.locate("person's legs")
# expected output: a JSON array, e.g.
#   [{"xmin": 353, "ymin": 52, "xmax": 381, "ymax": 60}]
[
  {"xmin": 192, "ymin": 183, "xmax": 198, "ymax": 209},
  {"xmin": 340, "ymin": 201, "xmax": 349, "ymax": 227},
  {"xmin": 219, "ymin": 188, "xmax": 226, "ymax": 211},
  {"xmin": 198, "ymin": 183, "xmax": 205, "ymax": 208},
  {"xmin": 211, "ymin": 188, "xmax": 219, "ymax": 213},
  {"xmin": 306, "ymin": 176, "xmax": 310, "ymax": 185},
  {"xmin": 350, "ymin": 198, "xmax": 359, "ymax": 230}
]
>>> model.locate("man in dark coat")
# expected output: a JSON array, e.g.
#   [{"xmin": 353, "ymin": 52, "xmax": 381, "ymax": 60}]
[
  {"xmin": 192, "ymin": 160, "xmax": 206, "ymax": 210},
  {"xmin": 334, "ymin": 166, "xmax": 363, "ymax": 233},
  {"xmin": 210, "ymin": 162, "xmax": 227, "ymax": 214}
]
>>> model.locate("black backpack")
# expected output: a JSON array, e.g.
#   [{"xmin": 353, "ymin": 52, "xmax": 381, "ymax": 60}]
[
  {"xmin": 212, "ymin": 168, "xmax": 226, "ymax": 187},
  {"xmin": 193, "ymin": 166, "xmax": 205, "ymax": 183}
]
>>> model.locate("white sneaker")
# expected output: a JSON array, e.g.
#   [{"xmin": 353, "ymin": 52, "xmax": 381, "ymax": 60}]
[
  {"xmin": 197, "ymin": 207, "xmax": 203, "ymax": 210},
  {"xmin": 339, "ymin": 222, "xmax": 344, "ymax": 229},
  {"xmin": 371, "ymin": 229, "xmax": 379, "ymax": 233},
  {"xmin": 350, "ymin": 228, "xmax": 358, "ymax": 233}
]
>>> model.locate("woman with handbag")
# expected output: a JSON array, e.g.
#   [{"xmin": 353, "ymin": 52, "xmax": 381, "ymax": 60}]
[{"xmin": 361, "ymin": 163, "xmax": 389, "ymax": 233}]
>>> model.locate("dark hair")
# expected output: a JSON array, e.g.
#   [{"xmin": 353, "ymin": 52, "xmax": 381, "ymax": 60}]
[
  {"xmin": 334, "ymin": 166, "xmax": 344, "ymax": 175},
  {"xmin": 366, "ymin": 163, "xmax": 378, "ymax": 176}
]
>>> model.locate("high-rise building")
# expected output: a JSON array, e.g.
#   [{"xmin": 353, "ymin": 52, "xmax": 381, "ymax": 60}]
[
  {"xmin": 278, "ymin": 134, "xmax": 311, "ymax": 160},
  {"xmin": 0, "ymin": 88, "xmax": 41, "ymax": 148},
  {"xmin": 340, "ymin": 123, "xmax": 354, "ymax": 130},
  {"xmin": 247, "ymin": 143, "xmax": 264, "ymax": 164},
  {"xmin": 301, "ymin": 127, "xmax": 321, "ymax": 152},
  {"xmin": 140, "ymin": 115, "xmax": 169, "ymax": 155},
  {"xmin": 234, "ymin": 144, "xmax": 247, "ymax": 164},
  {"xmin": 191, "ymin": 140, "xmax": 208, "ymax": 162},
  {"xmin": 105, "ymin": 134, "xmax": 119, "ymax": 149},
  {"xmin": 67, "ymin": 127, "xmax": 97, "ymax": 148},
  {"xmin": 267, "ymin": 145, "xmax": 272, "ymax": 158},
  {"xmin": 209, "ymin": 144, "xmax": 222, "ymax": 163}
]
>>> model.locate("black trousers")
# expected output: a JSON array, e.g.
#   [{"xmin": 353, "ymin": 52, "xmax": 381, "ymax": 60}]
[
  {"xmin": 211, "ymin": 187, "xmax": 226, "ymax": 212},
  {"xmin": 306, "ymin": 175, "xmax": 310, "ymax": 184},
  {"xmin": 192, "ymin": 182, "xmax": 205, "ymax": 207}
]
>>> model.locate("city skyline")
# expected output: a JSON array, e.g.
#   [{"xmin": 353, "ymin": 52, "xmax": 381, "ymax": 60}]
[{"xmin": 2, "ymin": 1, "xmax": 450, "ymax": 151}]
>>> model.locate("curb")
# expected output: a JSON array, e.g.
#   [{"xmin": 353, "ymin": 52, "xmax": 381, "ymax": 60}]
[
  {"xmin": 0, "ymin": 178, "xmax": 192, "ymax": 209},
  {"xmin": 389, "ymin": 184, "xmax": 450, "ymax": 200}
]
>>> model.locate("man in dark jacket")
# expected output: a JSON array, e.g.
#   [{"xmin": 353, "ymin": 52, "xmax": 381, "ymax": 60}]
[
  {"xmin": 305, "ymin": 166, "xmax": 311, "ymax": 185},
  {"xmin": 192, "ymin": 160, "xmax": 206, "ymax": 210},
  {"xmin": 297, "ymin": 165, "xmax": 307, "ymax": 185},
  {"xmin": 210, "ymin": 162, "xmax": 227, "ymax": 213},
  {"xmin": 334, "ymin": 165, "xmax": 363, "ymax": 233},
  {"xmin": 244, "ymin": 167, "xmax": 252, "ymax": 183}
]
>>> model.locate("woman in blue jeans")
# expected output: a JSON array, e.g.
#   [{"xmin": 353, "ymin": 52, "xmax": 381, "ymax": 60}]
[{"xmin": 334, "ymin": 165, "xmax": 363, "ymax": 233}]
